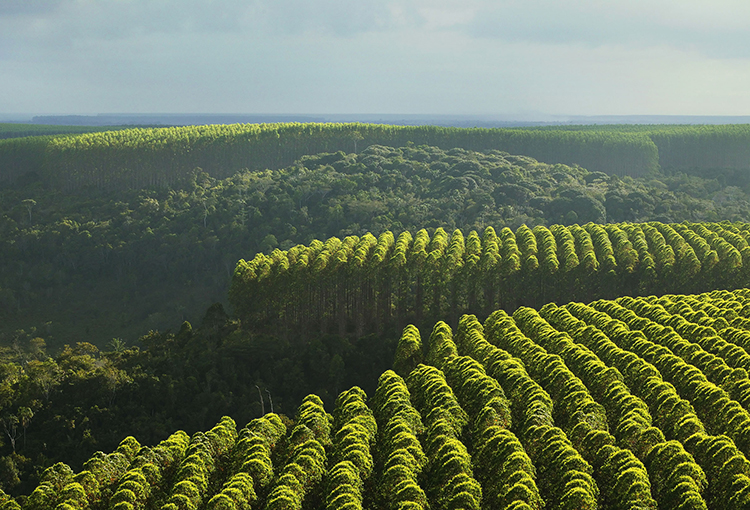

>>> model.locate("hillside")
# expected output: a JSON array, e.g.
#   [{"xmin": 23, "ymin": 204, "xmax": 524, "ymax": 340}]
[
  {"xmin": 4, "ymin": 143, "xmax": 750, "ymax": 349},
  {"xmin": 0, "ymin": 123, "xmax": 137, "ymax": 140},
  {"xmin": 4, "ymin": 288, "xmax": 750, "ymax": 508},
  {"xmin": 230, "ymin": 221, "xmax": 750, "ymax": 336},
  {"xmin": 3, "ymin": 219, "xmax": 750, "ymax": 501},
  {"xmin": 3, "ymin": 123, "xmax": 750, "ymax": 191},
  {"xmin": 4, "ymin": 125, "xmax": 750, "ymax": 506}
]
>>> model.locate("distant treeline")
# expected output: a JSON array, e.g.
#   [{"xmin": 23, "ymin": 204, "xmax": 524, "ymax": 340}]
[
  {"xmin": 0, "ymin": 123, "xmax": 653, "ymax": 188},
  {"xmin": 0, "ymin": 123, "xmax": 133, "ymax": 140},
  {"xmin": 2, "ymin": 122, "xmax": 750, "ymax": 190}
]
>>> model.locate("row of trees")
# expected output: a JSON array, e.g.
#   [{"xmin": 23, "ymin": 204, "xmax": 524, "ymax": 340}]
[
  {"xmin": 559, "ymin": 300, "xmax": 750, "ymax": 508},
  {"xmin": 433, "ymin": 315, "xmax": 599, "ymax": 508},
  {"xmin": 589, "ymin": 300, "xmax": 750, "ymax": 453},
  {"xmin": 7, "ymin": 122, "xmax": 750, "ymax": 189},
  {"xmin": 0, "ymin": 122, "xmax": 662, "ymax": 188},
  {"xmin": 423, "ymin": 324, "xmax": 543, "ymax": 509},
  {"xmin": 491, "ymin": 309, "xmax": 657, "ymax": 509},
  {"xmin": 230, "ymin": 221, "xmax": 750, "ymax": 336},
  {"xmin": 370, "ymin": 370, "xmax": 428, "ymax": 510},
  {"xmin": 15, "ymin": 287, "xmax": 750, "ymax": 507},
  {"xmin": 538, "ymin": 304, "xmax": 708, "ymax": 508}
]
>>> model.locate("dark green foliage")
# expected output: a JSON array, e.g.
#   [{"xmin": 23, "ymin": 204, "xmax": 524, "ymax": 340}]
[{"xmin": 5, "ymin": 132, "xmax": 750, "ymax": 350}]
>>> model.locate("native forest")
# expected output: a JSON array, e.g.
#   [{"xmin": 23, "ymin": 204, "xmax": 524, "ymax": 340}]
[{"xmin": 3, "ymin": 122, "xmax": 750, "ymax": 509}]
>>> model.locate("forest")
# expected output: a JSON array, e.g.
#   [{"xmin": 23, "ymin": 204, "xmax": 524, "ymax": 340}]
[
  {"xmin": 3, "ymin": 122, "xmax": 750, "ymax": 508},
  {"xmin": 3, "ymin": 142, "xmax": 750, "ymax": 350},
  {"xmin": 1, "ymin": 122, "xmax": 750, "ymax": 189}
]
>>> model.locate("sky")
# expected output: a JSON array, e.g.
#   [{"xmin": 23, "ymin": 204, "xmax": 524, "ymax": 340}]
[{"xmin": 2, "ymin": 0, "xmax": 750, "ymax": 117}]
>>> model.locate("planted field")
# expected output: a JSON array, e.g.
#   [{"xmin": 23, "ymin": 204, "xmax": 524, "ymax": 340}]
[
  {"xmin": 231, "ymin": 221, "xmax": 750, "ymax": 333},
  {"xmin": 8, "ymin": 288, "xmax": 750, "ymax": 508}
]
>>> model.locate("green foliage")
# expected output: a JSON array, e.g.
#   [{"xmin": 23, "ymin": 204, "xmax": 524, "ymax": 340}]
[
  {"xmin": 13, "ymin": 287, "xmax": 750, "ymax": 509},
  {"xmin": 231, "ymin": 221, "xmax": 750, "ymax": 336},
  {"xmin": 0, "ymin": 122, "xmax": 662, "ymax": 189},
  {"xmin": 393, "ymin": 326, "xmax": 422, "ymax": 378}
]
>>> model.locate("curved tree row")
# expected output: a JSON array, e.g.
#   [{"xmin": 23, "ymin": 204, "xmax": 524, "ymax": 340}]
[
  {"xmin": 563, "ymin": 301, "xmax": 750, "ymax": 508},
  {"xmin": 370, "ymin": 370, "xmax": 429, "ymax": 510},
  {"xmin": 205, "ymin": 413, "xmax": 286, "ymax": 509},
  {"xmin": 231, "ymin": 221, "xmax": 750, "ymax": 335},
  {"xmin": 589, "ymin": 300, "xmax": 750, "ymax": 454},
  {"xmin": 455, "ymin": 315, "xmax": 600, "ymax": 509},
  {"xmin": 0, "ymin": 122, "xmax": 662, "ymax": 188},
  {"xmin": 322, "ymin": 387, "xmax": 377, "ymax": 510},
  {"xmin": 405, "ymin": 364, "xmax": 482, "ymax": 509},
  {"xmin": 488, "ymin": 308, "xmax": 657, "ymax": 509},
  {"xmin": 264, "ymin": 395, "xmax": 330, "ymax": 510},
  {"xmin": 537, "ymin": 304, "xmax": 709, "ymax": 509},
  {"xmin": 431, "ymin": 325, "xmax": 542, "ymax": 510},
  {"xmin": 17, "ymin": 288, "xmax": 750, "ymax": 508}
]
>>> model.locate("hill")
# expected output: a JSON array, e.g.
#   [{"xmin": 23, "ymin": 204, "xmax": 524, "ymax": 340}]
[
  {"xmin": 3, "ymin": 122, "xmax": 750, "ymax": 190},
  {"xmin": 4, "ymin": 142, "xmax": 750, "ymax": 349},
  {"xmin": 4, "ymin": 288, "xmax": 750, "ymax": 508},
  {"xmin": 230, "ymin": 220, "xmax": 750, "ymax": 336}
]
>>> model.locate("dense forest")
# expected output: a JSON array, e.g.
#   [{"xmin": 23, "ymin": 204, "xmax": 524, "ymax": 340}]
[
  {"xmin": 4, "ymin": 143, "xmax": 750, "ymax": 349},
  {"xmin": 1, "ymin": 122, "xmax": 750, "ymax": 189},
  {"xmin": 4, "ymin": 122, "xmax": 750, "ymax": 507}
]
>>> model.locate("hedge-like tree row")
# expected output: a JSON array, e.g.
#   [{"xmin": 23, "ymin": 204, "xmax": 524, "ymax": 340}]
[
  {"xmin": 612, "ymin": 297, "xmax": 750, "ymax": 408},
  {"xmin": 108, "ymin": 431, "xmax": 190, "ymax": 510},
  {"xmin": 205, "ymin": 414, "xmax": 286, "ymax": 509},
  {"xmin": 370, "ymin": 370, "xmax": 429, "ymax": 510},
  {"xmin": 561, "ymin": 301, "xmax": 750, "ymax": 508},
  {"xmin": 405, "ymin": 364, "xmax": 483, "ymax": 509},
  {"xmin": 322, "ymin": 387, "xmax": 376, "ymax": 510},
  {"xmin": 231, "ymin": 221, "xmax": 750, "ymax": 335},
  {"xmin": 451, "ymin": 316, "xmax": 599, "ymax": 509},
  {"xmin": 425, "ymin": 321, "xmax": 542, "ymax": 510},
  {"xmin": 0, "ymin": 122, "xmax": 660, "ymax": 188},
  {"xmin": 588, "ymin": 300, "xmax": 750, "ymax": 453},
  {"xmin": 264, "ymin": 395, "xmax": 330, "ymax": 510},
  {"xmin": 5, "ymin": 122, "xmax": 750, "ymax": 188},
  {"xmin": 160, "ymin": 416, "xmax": 237, "ymax": 510}
]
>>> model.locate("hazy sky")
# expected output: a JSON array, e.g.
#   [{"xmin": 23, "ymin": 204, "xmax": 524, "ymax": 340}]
[{"xmin": 2, "ymin": 0, "xmax": 750, "ymax": 116}]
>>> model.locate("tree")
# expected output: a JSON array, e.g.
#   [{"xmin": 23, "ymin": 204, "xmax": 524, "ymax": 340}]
[
  {"xmin": 349, "ymin": 131, "xmax": 364, "ymax": 153},
  {"xmin": 20, "ymin": 199, "xmax": 35, "ymax": 223},
  {"xmin": 24, "ymin": 359, "xmax": 62, "ymax": 401},
  {"xmin": 108, "ymin": 338, "xmax": 126, "ymax": 353},
  {"xmin": 17, "ymin": 408, "xmax": 32, "ymax": 450},
  {"xmin": 2, "ymin": 416, "xmax": 18, "ymax": 453}
]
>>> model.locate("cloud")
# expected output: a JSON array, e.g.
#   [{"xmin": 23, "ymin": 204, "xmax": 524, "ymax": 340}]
[
  {"xmin": 463, "ymin": 0, "xmax": 750, "ymax": 59},
  {"xmin": 1, "ymin": 0, "xmax": 749, "ymax": 115},
  {"xmin": 0, "ymin": 0, "xmax": 64, "ymax": 17}
]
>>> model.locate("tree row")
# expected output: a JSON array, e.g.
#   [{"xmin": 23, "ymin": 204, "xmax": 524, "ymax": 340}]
[{"xmin": 230, "ymin": 221, "xmax": 750, "ymax": 335}]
